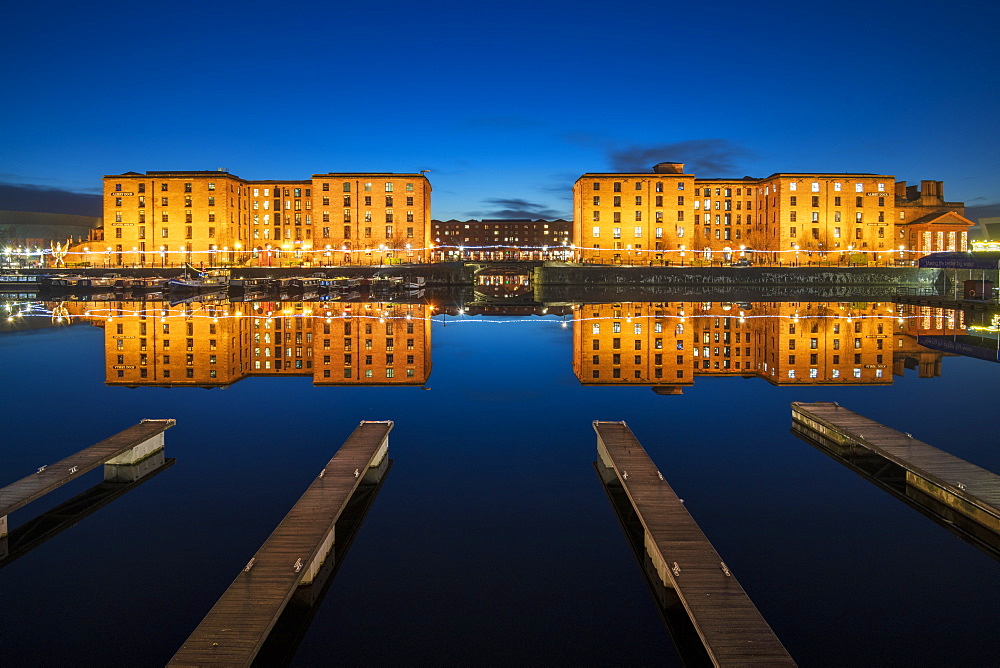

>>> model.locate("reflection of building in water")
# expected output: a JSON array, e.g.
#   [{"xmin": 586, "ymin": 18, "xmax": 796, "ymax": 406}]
[
  {"xmin": 77, "ymin": 301, "xmax": 431, "ymax": 387},
  {"xmin": 753, "ymin": 301, "xmax": 897, "ymax": 384},
  {"xmin": 897, "ymin": 303, "xmax": 995, "ymax": 368},
  {"xmin": 572, "ymin": 301, "xmax": 960, "ymax": 391},
  {"xmin": 572, "ymin": 303, "xmax": 694, "ymax": 391},
  {"xmin": 474, "ymin": 267, "xmax": 533, "ymax": 301},
  {"xmin": 82, "ymin": 300, "xmax": 250, "ymax": 386}
]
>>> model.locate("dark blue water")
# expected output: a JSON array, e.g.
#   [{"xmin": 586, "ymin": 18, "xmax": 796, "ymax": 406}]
[{"xmin": 1, "ymin": 307, "xmax": 998, "ymax": 666}]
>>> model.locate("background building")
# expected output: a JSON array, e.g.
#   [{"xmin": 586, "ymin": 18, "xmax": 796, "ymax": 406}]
[{"xmin": 431, "ymin": 219, "xmax": 572, "ymax": 260}]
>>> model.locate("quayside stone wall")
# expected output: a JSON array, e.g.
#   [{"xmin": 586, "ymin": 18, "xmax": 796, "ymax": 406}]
[
  {"xmin": 535, "ymin": 265, "xmax": 940, "ymax": 288},
  {"xmin": 536, "ymin": 283, "xmax": 921, "ymax": 304},
  {"xmin": 22, "ymin": 263, "xmax": 941, "ymax": 289}
]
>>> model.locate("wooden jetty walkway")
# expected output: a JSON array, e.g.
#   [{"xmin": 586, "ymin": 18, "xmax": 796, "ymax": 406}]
[
  {"xmin": 169, "ymin": 420, "xmax": 393, "ymax": 667},
  {"xmin": 0, "ymin": 419, "xmax": 175, "ymax": 543},
  {"xmin": 593, "ymin": 421, "xmax": 795, "ymax": 666},
  {"xmin": 792, "ymin": 402, "xmax": 1000, "ymax": 536}
]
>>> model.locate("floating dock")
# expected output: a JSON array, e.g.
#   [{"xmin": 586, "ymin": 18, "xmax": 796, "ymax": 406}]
[
  {"xmin": 593, "ymin": 421, "xmax": 795, "ymax": 666},
  {"xmin": 792, "ymin": 402, "xmax": 1000, "ymax": 556},
  {"xmin": 0, "ymin": 419, "xmax": 175, "ymax": 551},
  {"xmin": 169, "ymin": 420, "xmax": 393, "ymax": 667}
]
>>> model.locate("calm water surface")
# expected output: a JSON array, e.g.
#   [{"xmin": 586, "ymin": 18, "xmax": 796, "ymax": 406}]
[{"xmin": 1, "ymin": 299, "xmax": 998, "ymax": 666}]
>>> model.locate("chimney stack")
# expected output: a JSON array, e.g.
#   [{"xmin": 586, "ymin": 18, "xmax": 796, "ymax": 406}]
[
  {"xmin": 920, "ymin": 180, "xmax": 944, "ymax": 206},
  {"xmin": 652, "ymin": 162, "xmax": 685, "ymax": 174}
]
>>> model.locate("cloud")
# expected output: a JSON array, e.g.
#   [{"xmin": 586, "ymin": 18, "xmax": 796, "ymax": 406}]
[
  {"xmin": 608, "ymin": 139, "xmax": 750, "ymax": 176},
  {"xmin": 0, "ymin": 183, "xmax": 102, "ymax": 216},
  {"xmin": 538, "ymin": 172, "xmax": 579, "ymax": 200},
  {"xmin": 467, "ymin": 198, "xmax": 568, "ymax": 220},
  {"xmin": 966, "ymin": 203, "xmax": 1000, "ymax": 220}
]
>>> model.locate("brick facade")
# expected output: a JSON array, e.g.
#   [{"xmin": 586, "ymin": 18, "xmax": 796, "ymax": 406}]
[
  {"xmin": 74, "ymin": 170, "xmax": 431, "ymax": 267},
  {"xmin": 573, "ymin": 163, "xmax": 973, "ymax": 264}
]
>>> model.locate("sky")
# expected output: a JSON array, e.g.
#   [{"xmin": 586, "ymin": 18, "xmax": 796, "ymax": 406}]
[{"xmin": 1, "ymin": 0, "xmax": 998, "ymax": 221}]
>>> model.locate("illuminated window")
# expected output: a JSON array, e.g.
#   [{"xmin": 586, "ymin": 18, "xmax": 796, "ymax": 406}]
[{"xmin": 811, "ymin": 182, "xmax": 819, "ymax": 192}]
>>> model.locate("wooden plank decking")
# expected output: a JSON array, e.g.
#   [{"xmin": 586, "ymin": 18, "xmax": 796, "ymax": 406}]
[
  {"xmin": 594, "ymin": 421, "xmax": 794, "ymax": 667},
  {"xmin": 0, "ymin": 419, "xmax": 175, "ymax": 521},
  {"xmin": 169, "ymin": 420, "xmax": 392, "ymax": 667},
  {"xmin": 792, "ymin": 402, "xmax": 1000, "ymax": 529}
]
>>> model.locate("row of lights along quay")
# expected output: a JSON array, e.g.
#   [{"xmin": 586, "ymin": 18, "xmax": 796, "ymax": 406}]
[{"xmin": 28, "ymin": 162, "xmax": 978, "ymax": 269}]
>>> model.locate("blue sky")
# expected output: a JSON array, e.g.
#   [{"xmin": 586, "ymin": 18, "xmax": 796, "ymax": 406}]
[{"xmin": 1, "ymin": 0, "xmax": 997, "ymax": 220}]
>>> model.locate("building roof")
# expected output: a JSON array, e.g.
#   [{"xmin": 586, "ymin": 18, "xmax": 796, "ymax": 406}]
[
  {"xmin": 902, "ymin": 211, "xmax": 974, "ymax": 227},
  {"xmin": 576, "ymin": 171, "xmax": 891, "ymax": 182},
  {"xmin": 760, "ymin": 173, "xmax": 890, "ymax": 178},
  {"xmin": 106, "ymin": 170, "xmax": 243, "ymax": 179},
  {"xmin": 310, "ymin": 173, "xmax": 430, "ymax": 178},
  {"xmin": 576, "ymin": 173, "xmax": 694, "ymax": 179}
]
